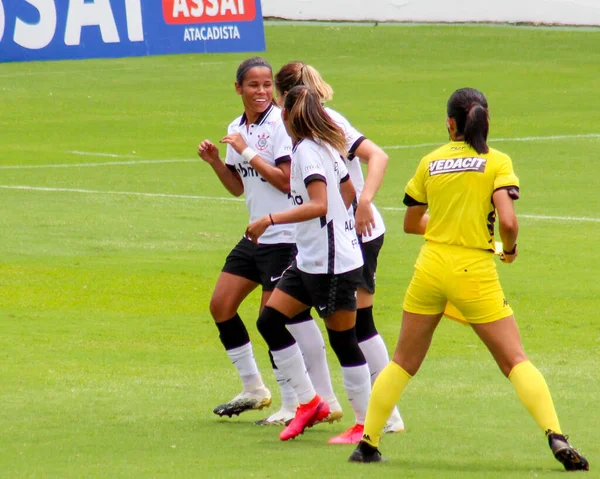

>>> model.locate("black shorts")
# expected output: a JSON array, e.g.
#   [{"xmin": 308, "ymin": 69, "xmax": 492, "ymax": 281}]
[
  {"xmin": 359, "ymin": 234, "xmax": 384, "ymax": 294},
  {"xmin": 222, "ymin": 237, "xmax": 297, "ymax": 292},
  {"xmin": 276, "ymin": 261, "xmax": 363, "ymax": 319}
]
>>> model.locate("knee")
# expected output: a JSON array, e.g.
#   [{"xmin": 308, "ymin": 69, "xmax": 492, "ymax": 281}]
[
  {"xmin": 391, "ymin": 352, "xmax": 421, "ymax": 377},
  {"xmin": 355, "ymin": 306, "xmax": 378, "ymax": 342},
  {"xmin": 502, "ymin": 353, "xmax": 529, "ymax": 378},
  {"xmin": 256, "ymin": 306, "xmax": 295, "ymax": 351},
  {"xmin": 256, "ymin": 308, "xmax": 275, "ymax": 337},
  {"xmin": 210, "ymin": 292, "xmax": 238, "ymax": 322},
  {"xmin": 327, "ymin": 327, "xmax": 366, "ymax": 367}
]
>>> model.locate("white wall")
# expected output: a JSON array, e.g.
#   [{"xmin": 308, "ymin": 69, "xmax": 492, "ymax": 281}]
[{"xmin": 261, "ymin": 0, "xmax": 600, "ymax": 26}]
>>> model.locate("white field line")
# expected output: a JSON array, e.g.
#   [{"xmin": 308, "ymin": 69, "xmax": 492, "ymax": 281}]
[
  {"xmin": 383, "ymin": 133, "xmax": 600, "ymax": 150},
  {"xmin": 378, "ymin": 206, "xmax": 600, "ymax": 223},
  {"xmin": 0, "ymin": 185, "xmax": 243, "ymax": 203},
  {"xmin": 1, "ymin": 185, "xmax": 598, "ymax": 223},
  {"xmin": 0, "ymin": 62, "xmax": 225, "ymax": 79},
  {"xmin": 3, "ymin": 132, "xmax": 598, "ymax": 170},
  {"xmin": 0, "ymin": 159, "xmax": 199, "ymax": 169},
  {"xmin": 68, "ymin": 150, "xmax": 138, "ymax": 158}
]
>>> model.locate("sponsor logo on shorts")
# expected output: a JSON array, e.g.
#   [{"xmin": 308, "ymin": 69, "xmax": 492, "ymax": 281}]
[
  {"xmin": 429, "ymin": 157, "xmax": 487, "ymax": 176},
  {"xmin": 270, "ymin": 275, "xmax": 282, "ymax": 282}
]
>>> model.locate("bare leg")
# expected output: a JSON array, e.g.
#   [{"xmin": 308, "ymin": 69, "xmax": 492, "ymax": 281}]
[
  {"xmin": 392, "ymin": 311, "xmax": 444, "ymax": 375},
  {"xmin": 470, "ymin": 315, "xmax": 528, "ymax": 377},
  {"xmin": 210, "ymin": 272, "xmax": 258, "ymax": 323}
]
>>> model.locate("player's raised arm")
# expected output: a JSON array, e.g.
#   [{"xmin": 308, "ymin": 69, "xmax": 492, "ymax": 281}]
[{"xmin": 198, "ymin": 139, "xmax": 244, "ymax": 197}]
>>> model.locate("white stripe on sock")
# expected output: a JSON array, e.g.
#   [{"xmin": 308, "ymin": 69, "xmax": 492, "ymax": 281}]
[
  {"xmin": 288, "ymin": 320, "xmax": 337, "ymax": 402},
  {"xmin": 226, "ymin": 343, "xmax": 263, "ymax": 390},
  {"xmin": 342, "ymin": 364, "xmax": 371, "ymax": 425},
  {"xmin": 271, "ymin": 344, "xmax": 316, "ymax": 404}
]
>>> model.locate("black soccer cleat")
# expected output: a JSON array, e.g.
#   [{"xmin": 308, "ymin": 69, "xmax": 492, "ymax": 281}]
[
  {"xmin": 348, "ymin": 441, "xmax": 387, "ymax": 463},
  {"xmin": 547, "ymin": 431, "xmax": 589, "ymax": 471}
]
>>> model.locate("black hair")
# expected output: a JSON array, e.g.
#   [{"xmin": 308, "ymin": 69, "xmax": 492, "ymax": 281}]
[
  {"xmin": 236, "ymin": 57, "xmax": 272, "ymax": 84},
  {"xmin": 447, "ymin": 88, "xmax": 489, "ymax": 154}
]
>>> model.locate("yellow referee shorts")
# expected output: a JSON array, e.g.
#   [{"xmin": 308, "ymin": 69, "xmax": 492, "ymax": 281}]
[{"xmin": 403, "ymin": 241, "xmax": 513, "ymax": 324}]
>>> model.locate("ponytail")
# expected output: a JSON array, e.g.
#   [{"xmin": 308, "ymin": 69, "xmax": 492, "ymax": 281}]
[
  {"xmin": 464, "ymin": 103, "xmax": 489, "ymax": 154},
  {"xmin": 275, "ymin": 62, "xmax": 334, "ymax": 103},
  {"xmin": 447, "ymin": 88, "xmax": 490, "ymax": 155},
  {"xmin": 284, "ymin": 85, "xmax": 346, "ymax": 156},
  {"xmin": 300, "ymin": 65, "xmax": 334, "ymax": 102}
]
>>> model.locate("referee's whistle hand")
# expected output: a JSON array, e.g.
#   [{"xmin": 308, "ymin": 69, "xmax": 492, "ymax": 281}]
[{"xmin": 500, "ymin": 246, "xmax": 518, "ymax": 264}]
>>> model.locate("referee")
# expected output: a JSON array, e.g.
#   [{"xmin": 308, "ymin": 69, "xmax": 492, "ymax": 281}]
[{"xmin": 349, "ymin": 88, "xmax": 589, "ymax": 471}]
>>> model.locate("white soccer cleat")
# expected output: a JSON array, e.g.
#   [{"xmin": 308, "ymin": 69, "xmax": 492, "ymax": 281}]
[
  {"xmin": 213, "ymin": 387, "xmax": 272, "ymax": 418},
  {"xmin": 254, "ymin": 405, "xmax": 298, "ymax": 426},
  {"xmin": 383, "ymin": 407, "xmax": 405, "ymax": 434}
]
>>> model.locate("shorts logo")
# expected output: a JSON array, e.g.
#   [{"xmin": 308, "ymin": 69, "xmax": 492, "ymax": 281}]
[
  {"xmin": 256, "ymin": 133, "xmax": 269, "ymax": 151},
  {"xmin": 429, "ymin": 157, "xmax": 487, "ymax": 176}
]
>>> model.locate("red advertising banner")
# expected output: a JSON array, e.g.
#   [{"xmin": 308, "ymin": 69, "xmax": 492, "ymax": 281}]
[{"xmin": 162, "ymin": 0, "xmax": 256, "ymax": 24}]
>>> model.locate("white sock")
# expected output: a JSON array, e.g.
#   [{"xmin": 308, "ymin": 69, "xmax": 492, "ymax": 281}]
[
  {"xmin": 341, "ymin": 364, "xmax": 371, "ymax": 425},
  {"xmin": 359, "ymin": 334, "xmax": 403, "ymax": 422},
  {"xmin": 226, "ymin": 342, "xmax": 264, "ymax": 391},
  {"xmin": 288, "ymin": 320, "xmax": 337, "ymax": 402},
  {"xmin": 273, "ymin": 368, "xmax": 299, "ymax": 409},
  {"xmin": 271, "ymin": 343, "xmax": 316, "ymax": 404}
]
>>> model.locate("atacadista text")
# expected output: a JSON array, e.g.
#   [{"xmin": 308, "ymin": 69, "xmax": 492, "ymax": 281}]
[{"xmin": 184, "ymin": 25, "xmax": 240, "ymax": 41}]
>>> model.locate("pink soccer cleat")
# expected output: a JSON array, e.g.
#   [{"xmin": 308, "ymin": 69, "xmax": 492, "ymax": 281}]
[
  {"xmin": 279, "ymin": 395, "xmax": 330, "ymax": 441},
  {"xmin": 328, "ymin": 424, "xmax": 364, "ymax": 444}
]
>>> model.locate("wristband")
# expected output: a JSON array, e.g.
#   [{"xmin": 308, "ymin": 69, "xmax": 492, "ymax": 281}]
[
  {"xmin": 503, "ymin": 243, "xmax": 517, "ymax": 255},
  {"xmin": 241, "ymin": 147, "xmax": 257, "ymax": 162},
  {"xmin": 269, "ymin": 214, "xmax": 275, "ymax": 226}
]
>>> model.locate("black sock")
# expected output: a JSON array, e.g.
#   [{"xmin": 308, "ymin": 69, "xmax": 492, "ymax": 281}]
[{"xmin": 215, "ymin": 314, "xmax": 250, "ymax": 350}]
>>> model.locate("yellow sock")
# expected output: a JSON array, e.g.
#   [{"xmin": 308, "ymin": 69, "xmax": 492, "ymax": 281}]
[
  {"xmin": 509, "ymin": 360, "xmax": 561, "ymax": 434},
  {"xmin": 362, "ymin": 361, "xmax": 411, "ymax": 448}
]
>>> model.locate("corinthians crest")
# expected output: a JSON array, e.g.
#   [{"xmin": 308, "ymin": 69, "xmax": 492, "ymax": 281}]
[{"xmin": 256, "ymin": 133, "xmax": 270, "ymax": 151}]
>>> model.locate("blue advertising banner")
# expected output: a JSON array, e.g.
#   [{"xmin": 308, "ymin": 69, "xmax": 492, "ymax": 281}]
[{"xmin": 0, "ymin": 0, "xmax": 265, "ymax": 63}]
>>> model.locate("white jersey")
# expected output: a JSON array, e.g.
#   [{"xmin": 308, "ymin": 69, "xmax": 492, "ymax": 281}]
[
  {"xmin": 225, "ymin": 103, "xmax": 295, "ymax": 245},
  {"xmin": 325, "ymin": 107, "xmax": 386, "ymax": 242},
  {"xmin": 290, "ymin": 139, "xmax": 363, "ymax": 275}
]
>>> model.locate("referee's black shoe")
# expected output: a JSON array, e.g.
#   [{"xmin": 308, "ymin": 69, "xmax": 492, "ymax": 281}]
[
  {"xmin": 547, "ymin": 431, "xmax": 589, "ymax": 471},
  {"xmin": 348, "ymin": 440, "xmax": 387, "ymax": 463}
]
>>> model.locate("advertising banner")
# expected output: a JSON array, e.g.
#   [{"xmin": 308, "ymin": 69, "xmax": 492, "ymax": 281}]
[{"xmin": 0, "ymin": 0, "xmax": 265, "ymax": 63}]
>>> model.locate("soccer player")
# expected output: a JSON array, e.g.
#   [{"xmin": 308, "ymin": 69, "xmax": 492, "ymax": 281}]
[
  {"xmin": 273, "ymin": 62, "xmax": 405, "ymax": 439},
  {"xmin": 245, "ymin": 85, "xmax": 371, "ymax": 443},
  {"xmin": 349, "ymin": 88, "xmax": 589, "ymax": 472},
  {"xmin": 198, "ymin": 57, "xmax": 340, "ymax": 422}
]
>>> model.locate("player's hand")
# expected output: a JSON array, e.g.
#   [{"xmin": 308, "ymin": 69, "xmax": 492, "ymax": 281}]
[
  {"xmin": 355, "ymin": 199, "xmax": 376, "ymax": 237},
  {"xmin": 198, "ymin": 140, "xmax": 220, "ymax": 165},
  {"xmin": 220, "ymin": 133, "xmax": 247, "ymax": 154},
  {"xmin": 500, "ymin": 244, "xmax": 518, "ymax": 263},
  {"xmin": 245, "ymin": 216, "xmax": 271, "ymax": 244}
]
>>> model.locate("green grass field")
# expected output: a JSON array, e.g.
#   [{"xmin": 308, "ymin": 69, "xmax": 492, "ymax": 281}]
[{"xmin": 1, "ymin": 22, "xmax": 599, "ymax": 478}]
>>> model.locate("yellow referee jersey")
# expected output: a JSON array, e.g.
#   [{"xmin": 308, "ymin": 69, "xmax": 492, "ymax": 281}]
[{"xmin": 405, "ymin": 141, "xmax": 519, "ymax": 251}]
